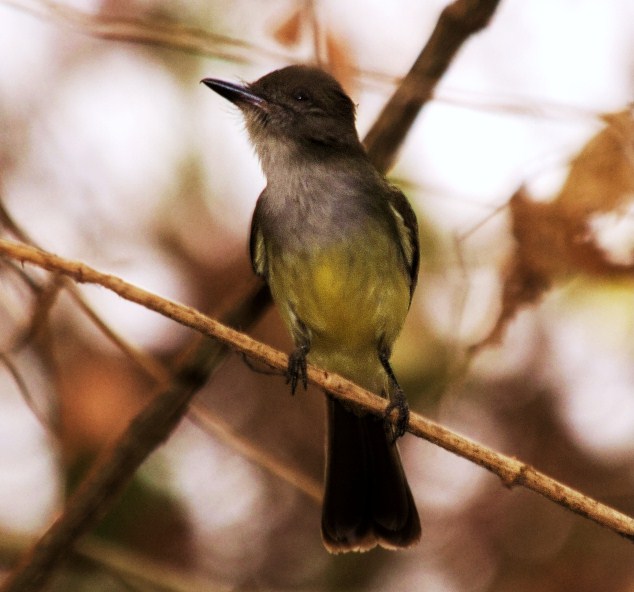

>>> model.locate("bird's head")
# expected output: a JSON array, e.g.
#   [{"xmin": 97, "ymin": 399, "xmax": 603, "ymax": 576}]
[{"xmin": 202, "ymin": 65, "xmax": 360, "ymax": 153}]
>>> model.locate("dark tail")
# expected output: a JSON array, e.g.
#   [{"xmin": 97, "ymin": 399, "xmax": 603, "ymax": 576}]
[{"xmin": 321, "ymin": 397, "xmax": 421, "ymax": 553}]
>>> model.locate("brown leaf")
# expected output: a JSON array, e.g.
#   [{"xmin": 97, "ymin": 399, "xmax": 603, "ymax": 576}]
[
  {"xmin": 557, "ymin": 107, "xmax": 634, "ymax": 219},
  {"xmin": 273, "ymin": 7, "xmax": 303, "ymax": 47},
  {"xmin": 474, "ymin": 108, "xmax": 634, "ymax": 351},
  {"xmin": 324, "ymin": 33, "xmax": 357, "ymax": 94}
]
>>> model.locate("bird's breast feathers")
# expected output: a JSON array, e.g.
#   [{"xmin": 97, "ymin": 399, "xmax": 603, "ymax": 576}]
[{"xmin": 267, "ymin": 229, "xmax": 410, "ymax": 352}]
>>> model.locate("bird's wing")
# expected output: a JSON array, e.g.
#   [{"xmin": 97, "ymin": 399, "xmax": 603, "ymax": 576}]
[
  {"xmin": 249, "ymin": 194, "xmax": 268, "ymax": 278},
  {"xmin": 386, "ymin": 187, "xmax": 420, "ymax": 301}
]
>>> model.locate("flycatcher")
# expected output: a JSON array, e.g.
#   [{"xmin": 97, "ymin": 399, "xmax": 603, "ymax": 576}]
[{"xmin": 202, "ymin": 65, "xmax": 421, "ymax": 552}]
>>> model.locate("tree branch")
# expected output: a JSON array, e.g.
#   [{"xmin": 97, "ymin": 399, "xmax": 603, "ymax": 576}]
[
  {"xmin": 1, "ymin": 0, "xmax": 290, "ymax": 64},
  {"xmin": 0, "ymin": 240, "xmax": 632, "ymax": 592},
  {"xmin": 364, "ymin": 0, "xmax": 501, "ymax": 173}
]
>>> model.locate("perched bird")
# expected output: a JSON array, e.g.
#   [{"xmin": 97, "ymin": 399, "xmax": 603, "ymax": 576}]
[{"xmin": 202, "ymin": 65, "xmax": 421, "ymax": 552}]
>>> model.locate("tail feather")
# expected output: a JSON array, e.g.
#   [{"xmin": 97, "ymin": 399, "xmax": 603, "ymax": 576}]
[{"xmin": 321, "ymin": 397, "xmax": 421, "ymax": 553}]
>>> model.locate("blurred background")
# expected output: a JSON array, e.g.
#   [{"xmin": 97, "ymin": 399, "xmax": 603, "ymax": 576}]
[{"xmin": 1, "ymin": 0, "xmax": 634, "ymax": 590}]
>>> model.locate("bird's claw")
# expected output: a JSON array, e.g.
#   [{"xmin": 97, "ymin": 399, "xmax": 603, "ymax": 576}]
[
  {"xmin": 286, "ymin": 345, "xmax": 308, "ymax": 394},
  {"xmin": 384, "ymin": 387, "xmax": 410, "ymax": 443}
]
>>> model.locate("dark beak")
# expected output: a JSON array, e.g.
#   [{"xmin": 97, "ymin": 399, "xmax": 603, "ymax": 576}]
[{"xmin": 201, "ymin": 78, "xmax": 267, "ymax": 110}]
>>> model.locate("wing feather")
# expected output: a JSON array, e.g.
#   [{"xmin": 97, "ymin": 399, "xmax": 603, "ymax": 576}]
[
  {"xmin": 249, "ymin": 195, "xmax": 268, "ymax": 277},
  {"xmin": 386, "ymin": 188, "xmax": 419, "ymax": 301}
]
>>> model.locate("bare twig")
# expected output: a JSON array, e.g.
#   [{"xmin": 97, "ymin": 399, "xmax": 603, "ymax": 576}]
[
  {"xmin": 1, "ymin": 0, "xmax": 290, "ymax": 64},
  {"xmin": 0, "ymin": 183, "xmax": 171, "ymax": 385},
  {"xmin": 77, "ymin": 537, "xmax": 233, "ymax": 592},
  {"xmin": 1, "ymin": 239, "xmax": 634, "ymax": 552},
  {"xmin": 0, "ymin": 377, "xmax": 197, "ymax": 592},
  {"xmin": 67, "ymin": 285, "xmax": 171, "ymax": 382},
  {"xmin": 364, "ymin": 0, "xmax": 501, "ymax": 173},
  {"xmin": 188, "ymin": 402, "xmax": 323, "ymax": 503},
  {"xmin": 2, "ymin": 0, "xmax": 509, "ymax": 108},
  {"xmin": 0, "ymin": 240, "xmax": 272, "ymax": 592},
  {"xmin": 0, "ymin": 352, "xmax": 51, "ymax": 430},
  {"xmin": 0, "ymin": 530, "xmax": 234, "ymax": 592},
  {"xmin": 0, "ymin": 240, "xmax": 284, "ymax": 373}
]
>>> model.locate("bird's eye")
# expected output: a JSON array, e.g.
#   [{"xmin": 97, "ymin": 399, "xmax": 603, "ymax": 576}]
[{"xmin": 293, "ymin": 89, "xmax": 309, "ymax": 102}]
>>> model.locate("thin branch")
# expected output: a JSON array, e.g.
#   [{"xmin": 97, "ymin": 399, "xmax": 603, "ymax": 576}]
[
  {"xmin": 188, "ymin": 402, "xmax": 323, "ymax": 503},
  {"xmin": 0, "ymin": 178, "xmax": 172, "ymax": 385},
  {"xmin": 1, "ymin": 381, "xmax": 194, "ymax": 592},
  {"xmin": 69, "ymin": 285, "xmax": 319, "ymax": 507},
  {"xmin": 0, "ymin": 319, "xmax": 205, "ymax": 590},
  {"xmin": 0, "ymin": 240, "xmax": 633, "ymax": 560},
  {"xmin": 0, "ymin": 240, "xmax": 285, "ymax": 373},
  {"xmin": 1, "ymin": 178, "xmax": 312, "ymax": 578},
  {"xmin": 1, "ymin": 0, "xmax": 290, "ymax": 64},
  {"xmin": 16, "ymin": 276, "xmax": 63, "ymax": 348},
  {"xmin": 2, "ymin": 0, "xmax": 509, "ymax": 117},
  {"xmin": 0, "ymin": 243, "xmax": 271, "ymax": 592},
  {"xmin": 364, "ymin": 0, "xmax": 501, "ymax": 173},
  {"xmin": 0, "ymin": 531, "xmax": 234, "ymax": 592},
  {"xmin": 0, "ymin": 352, "xmax": 51, "ymax": 430},
  {"xmin": 77, "ymin": 537, "xmax": 233, "ymax": 592},
  {"xmin": 67, "ymin": 285, "xmax": 171, "ymax": 383}
]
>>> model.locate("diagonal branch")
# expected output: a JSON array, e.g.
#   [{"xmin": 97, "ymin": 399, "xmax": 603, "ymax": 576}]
[
  {"xmin": 1, "ymin": 0, "xmax": 290, "ymax": 64},
  {"xmin": 0, "ymin": 240, "xmax": 268, "ymax": 592},
  {"xmin": 364, "ymin": 0, "xmax": 501, "ymax": 173},
  {"xmin": 1, "ymin": 239, "xmax": 634, "ymax": 552}
]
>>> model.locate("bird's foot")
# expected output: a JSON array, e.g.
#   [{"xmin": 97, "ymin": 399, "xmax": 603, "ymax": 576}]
[
  {"xmin": 384, "ymin": 386, "xmax": 410, "ymax": 443},
  {"xmin": 286, "ymin": 344, "xmax": 309, "ymax": 394}
]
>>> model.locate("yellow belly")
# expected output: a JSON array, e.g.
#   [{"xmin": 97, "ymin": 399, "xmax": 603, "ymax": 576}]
[{"xmin": 267, "ymin": 232, "xmax": 410, "ymax": 388}]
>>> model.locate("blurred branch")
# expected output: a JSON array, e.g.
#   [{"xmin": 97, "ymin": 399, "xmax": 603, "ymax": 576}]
[
  {"xmin": 1, "ymin": 238, "xmax": 633, "ymax": 591},
  {"xmin": 365, "ymin": 0, "xmax": 501, "ymax": 173},
  {"xmin": 4, "ymin": 0, "xmax": 508, "ymax": 106},
  {"xmin": 0, "ymin": 531, "xmax": 234, "ymax": 592},
  {"xmin": 0, "ymin": 352, "xmax": 50, "ymax": 429},
  {"xmin": 0, "ymin": 375, "xmax": 198, "ymax": 592},
  {"xmin": 188, "ymin": 403, "xmax": 322, "ymax": 503},
  {"xmin": 2, "ymin": 0, "xmax": 291, "ymax": 64},
  {"xmin": 77, "ymin": 537, "xmax": 233, "ymax": 592},
  {"xmin": 0, "ymin": 240, "xmax": 285, "ymax": 375},
  {"xmin": 0, "ymin": 237, "xmax": 270, "ymax": 592},
  {"xmin": 0, "ymin": 192, "xmax": 171, "ymax": 385}
]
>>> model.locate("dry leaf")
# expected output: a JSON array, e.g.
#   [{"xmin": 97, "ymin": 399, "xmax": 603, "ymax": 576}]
[
  {"xmin": 558, "ymin": 107, "xmax": 634, "ymax": 219},
  {"xmin": 273, "ymin": 7, "xmax": 303, "ymax": 47},
  {"xmin": 325, "ymin": 33, "xmax": 357, "ymax": 94},
  {"xmin": 474, "ymin": 107, "xmax": 634, "ymax": 350}
]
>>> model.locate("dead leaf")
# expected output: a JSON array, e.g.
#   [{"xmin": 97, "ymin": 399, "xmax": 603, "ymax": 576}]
[
  {"xmin": 325, "ymin": 33, "xmax": 357, "ymax": 94},
  {"xmin": 558, "ymin": 107, "xmax": 634, "ymax": 219},
  {"xmin": 473, "ymin": 107, "xmax": 634, "ymax": 351},
  {"xmin": 273, "ymin": 7, "xmax": 303, "ymax": 47}
]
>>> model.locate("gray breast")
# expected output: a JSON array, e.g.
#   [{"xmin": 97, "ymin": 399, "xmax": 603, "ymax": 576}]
[{"xmin": 260, "ymin": 162, "xmax": 390, "ymax": 252}]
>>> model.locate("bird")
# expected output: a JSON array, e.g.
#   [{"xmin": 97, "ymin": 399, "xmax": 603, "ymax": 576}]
[{"xmin": 202, "ymin": 65, "xmax": 421, "ymax": 552}]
